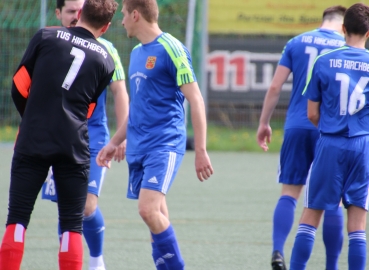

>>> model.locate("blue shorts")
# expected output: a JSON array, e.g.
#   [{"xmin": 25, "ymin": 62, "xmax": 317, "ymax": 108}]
[
  {"xmin": 305, "ymin": 135, "xmax": 369, "ymax": 210},
  {"xmin": 126, "ymin": 151, "xmax": 184, "ymax": 199},
  {"xmin": 42, "ymin": 149, "xmax": 106, "ymax": 201},
  {"xmin": 278, "ymin": 128, "xmax": 319, "ymax": 185}
]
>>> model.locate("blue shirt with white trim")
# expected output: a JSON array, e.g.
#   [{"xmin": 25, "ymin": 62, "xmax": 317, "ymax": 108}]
[
  {"xmin": 126, "ymin": 33, "xmax": 197, "ymax": 155},
  {"xmin": 279, "ymin": 28, "xmax": 345, "ymax": 130},
  {"xmin": 303, "ymin": 46, "xmax": 369, "ymax": 137}
]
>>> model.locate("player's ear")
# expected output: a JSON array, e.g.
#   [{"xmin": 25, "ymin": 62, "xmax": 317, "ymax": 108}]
[
  {"xmin": 77, "ymin": 9, "xmax": 82, "ymax": 20},
  {"xmin": 365, "ymin": 30, "xmax": 369, "ymax": 39},
  {"xmin": 55, "ymin": 8, "xmax": 61, "ymax": 20},
  {"xmin": 100, "ymin": 22, "xmax": 111, "ymax": 35},
  {"xmin": 132, "ymin": 10, "xmax": 139, "ymax": 21}
]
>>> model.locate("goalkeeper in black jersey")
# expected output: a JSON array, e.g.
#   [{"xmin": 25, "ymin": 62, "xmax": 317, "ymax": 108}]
[{"xmin": 0, "ymin": 1, "xmax": 118, "ymax": 269}]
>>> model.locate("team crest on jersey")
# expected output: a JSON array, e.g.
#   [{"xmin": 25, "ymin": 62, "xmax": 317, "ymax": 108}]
[{"xmin": 145, "ymin": 56, "xmax": 157, "ymax": 69}]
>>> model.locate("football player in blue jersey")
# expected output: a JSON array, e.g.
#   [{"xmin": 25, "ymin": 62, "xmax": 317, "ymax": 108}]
[
  {"xmin": 42, "ymin": 1, "xmax": 129, "ymax": 270},
  {"xmin": 290, "ymin": 3, "xmax": 369, "ymax": 269},
  {"xmin": 256, "ymin": 5, "xmax": 347, "ymax": 270},
  {"xmin": 96, "ymin": 0, "xmax": 213, "ymax": 269}
]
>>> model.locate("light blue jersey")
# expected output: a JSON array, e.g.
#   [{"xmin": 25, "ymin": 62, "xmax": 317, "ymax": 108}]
[
  {"xmin": 88, "ymin": 37, "xmax": 125, "ymax": 150},
  {"xmin": 304, "ymin": 46, "xmax": 369, "ymax": 136},
  {"xmin": 126, "ymin": 33, "xmax": 196, "ymax": 155},
  {"xmin": 280, "ymin": 28, "xmax": 345, "ymax": 130}
]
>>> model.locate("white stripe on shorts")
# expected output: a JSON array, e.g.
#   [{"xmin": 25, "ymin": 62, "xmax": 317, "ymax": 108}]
[
  {"xmin": 161, "ymin": 152, "xmax": 176, "ymax": 194},
  {"xmin": 98, "ymin": 167, "xmax": 107, "ymax": 196},
  {"xmin": 365, "ymin": 186, "xmax": 369, "ymax": 211},
  {"xmin": 304, "ymin": 162, "xmax": 313, "ymax": 207},
  {"xmin": 276, "ymin": 163, "xmax": 281, "ymax": 183}
]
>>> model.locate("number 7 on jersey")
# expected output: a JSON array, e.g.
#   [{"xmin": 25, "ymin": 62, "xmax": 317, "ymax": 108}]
[{"xmin": 62, "ymin": 47, "xmax": 85, "ymax": 90}]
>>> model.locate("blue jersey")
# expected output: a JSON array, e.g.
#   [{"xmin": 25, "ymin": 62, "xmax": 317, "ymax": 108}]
[
  {"xmin": 126, "ymin": 33, "xmax": 197, "ymax": 155},
  {"xmin": 88, "ymin": 37, "xmax": 125, "ymax": 150},
  {"xmin": 279, "ymin": 28, "xmax": 345, "ymax": 130},
  {"xmin": 304, "ymin": 46, "xmax": 369, "ymax": 137}
]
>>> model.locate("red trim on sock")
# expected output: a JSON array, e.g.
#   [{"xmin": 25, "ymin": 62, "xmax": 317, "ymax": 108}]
[
  {"xmin": 59, "ymin": 232, "xmax": 83, "ymax": 270},
  {"xmin": 0, "ymin": 224, "xmax": 25, "ymax": 270}
]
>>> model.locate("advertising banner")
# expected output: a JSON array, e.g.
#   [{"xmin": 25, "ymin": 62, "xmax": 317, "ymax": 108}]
[
  {"xmin": 209, "ymin": 0, "xmax": 360, "ymax": 34},
  {"xmin": 207, "ymin": 36, "xmax": 291, "ymax": 102}
]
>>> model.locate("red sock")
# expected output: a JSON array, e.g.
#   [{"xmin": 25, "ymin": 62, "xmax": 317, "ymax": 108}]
[
  {"xmin": 0, "ymin": 224, "xmax": 25, "ymax": 270},
  {"xmin": 58, "ymin": 231, "xmax": 83, "ymax": 270}
]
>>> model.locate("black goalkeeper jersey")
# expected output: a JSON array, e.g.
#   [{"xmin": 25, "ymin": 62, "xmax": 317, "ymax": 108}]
[{"xmin": 11, "ymin": 27, "xmax": 115, "ymax": 163}]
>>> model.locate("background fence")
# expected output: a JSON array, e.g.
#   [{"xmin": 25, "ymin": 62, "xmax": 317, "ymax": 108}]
[
  {"xmin": 1, "ymin": 0, "xmax": 365, "ymax": 137},
  {"xmin": 0, "ymin": 0, "xmax": 190, "ymax": 128}
]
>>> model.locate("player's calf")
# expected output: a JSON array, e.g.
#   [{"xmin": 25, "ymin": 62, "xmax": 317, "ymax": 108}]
[
  {"xmin": 0, "ymin": 224, "xmax": 25, "ymax": 270},
  {"xmin": 59, "ymin": 231, "xmax": 83, "ymax": 270}
]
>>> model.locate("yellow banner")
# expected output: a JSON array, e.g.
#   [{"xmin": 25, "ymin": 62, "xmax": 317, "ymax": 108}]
[{"xmin": 209, "ymin": 0, "xmax": 363, "ymax": 35}]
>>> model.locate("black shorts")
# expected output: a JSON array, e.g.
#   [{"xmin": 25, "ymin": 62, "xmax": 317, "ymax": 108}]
[{"xmin": 7, "ymin": 151, "xmax": 89, "ymax": 234}]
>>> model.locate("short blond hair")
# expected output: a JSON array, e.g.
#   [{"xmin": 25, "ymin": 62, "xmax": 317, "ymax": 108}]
[{"xmin": 123, "ymin": 0, "xmax": 159, "ymax": 23}]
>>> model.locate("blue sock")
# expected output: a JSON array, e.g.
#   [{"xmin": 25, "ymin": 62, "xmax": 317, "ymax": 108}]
[
  {"xmin": 323, "ymin": 207, "xmax": 344, "ymax": 270},
  {"xmin": 272, "ymin": 195, "xmax": 297, "ymax": 256},
  {"xmin": 348, "ymin": 231, "xmax": 366, "ymax": 270},
  {"xmin": 290, "ymin": 224, "xmax": 316, "ymax": 270},
  {"xmin": 151, "ymin": 242, "xmax": 169, "ymax": 270},
  {"xmin": 83, "ymin": 207, "xmax": 105, "ymax": 257},
  {"xmin": 151, "ymin": 224, "xmax": 184, "ymax": 270}
]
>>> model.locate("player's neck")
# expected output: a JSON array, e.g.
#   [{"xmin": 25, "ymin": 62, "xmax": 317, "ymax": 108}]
[
  {"xmin": 345, "ymin": 35, "xmax": 367, "ymax": 49},
  {"xmin": 75, "ymin": 22, "xmax": 103, "ymax": 39},
  {"xmin": 319, "ymin": 20, "xmax": 343, "ymax": 35},
  {"xmin": 136, "ymin": 23, "xmax": 162, "ymax": 44}
]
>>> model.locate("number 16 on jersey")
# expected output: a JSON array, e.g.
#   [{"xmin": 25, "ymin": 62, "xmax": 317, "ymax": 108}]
[{"xmin": 336, "ymin": 73, "xmax": 369, "ymax": 115}]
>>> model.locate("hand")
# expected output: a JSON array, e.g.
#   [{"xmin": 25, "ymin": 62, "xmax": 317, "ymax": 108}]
[
  {"xmin": 96, "ymin": 143, "xmax": 117, "ymax": 168},
  {"xmin": 195, "ymin": 150, "xmax": 213, "ymax": 182},
  {"xmin": 257, "ymin": 124, "xmax": 272, "ymax": 152},
  {"xmin": 114, "ymin": 140, "xmax": 126, "ymax": 162}
]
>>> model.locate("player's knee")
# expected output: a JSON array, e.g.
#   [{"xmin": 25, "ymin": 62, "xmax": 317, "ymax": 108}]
[
  {"xmin": 138, "ymin": 206, "xmax": 158, "ymax": 224},
  {"xmin": 83, "ymin": 203, "xmax": 97, "ymax": 217},
  {"xmin": 83, "ymin": 207, "xmax": 94, "ymax": 217},
  {"xmin": 83, "ymin": 194, "xmax": 98, "ymax": 216},
  {"xmin": 281, "ymin": 184, "xmax": 303, "ymax": 199},
  {"xmin": 347, "ymin": 206, "xmax": 367, "ymax": 232}
]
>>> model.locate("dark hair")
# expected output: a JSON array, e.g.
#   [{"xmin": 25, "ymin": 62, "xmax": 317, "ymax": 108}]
[
  {"xmin": 344, "ymin": 3, "xmax": 369, "ymax": 36},
  {"xmin": 322, "ymin": 5, "xmax": 346, "ymax": 21},
  {"xmin": 56, "ymin": 0, "xmax": 65, "ymax": 10},
  {"xmin": 123, "ymin": 0, "xmax": 159, "ymax": 23},
  {"xmin": 80, "ymin": 0, "xmax": 119, "ymax": 29},
  {"xmin": 56, "ymin": 0, "xmax": 79, "ymax": 10}
]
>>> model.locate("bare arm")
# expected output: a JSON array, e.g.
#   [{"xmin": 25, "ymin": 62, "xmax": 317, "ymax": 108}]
[
  {"xmin": 96, "ymin": 120, "xmax": 127, "ymax": 168},
  {"xmin": 180, "ymin": 82, "xmax": 213, "ymax": 181},
  {"xmin": 257, "ymin": 65, "xmax": 291, "ymax": 151},
  {"xmin": 110, "ymin": 79, "xmax": 129, "ymax": 162},
  {"xmin": 96, "ymin": 80, "xmax": 129, "ymax": 168},
  {"xmin": 307, "ymin": 100, "xmax": 320, "ymax": 127}
]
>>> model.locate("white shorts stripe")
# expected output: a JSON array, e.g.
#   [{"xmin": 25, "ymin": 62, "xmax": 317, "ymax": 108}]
[
  {"xmin": 60, "ymin": 232, "xmax": 69, "ymax": 252},
  {"xmin": 365, "ymin": 186, "xmax": 369, "ymax": 211},
  {"xmin": 276, "ymin": 163, "xmax": 281, "ymax": 183},
  {"xmin": 304, "ymin": 162, "xmax": 313, "ymax": 207},
  {"xmin": 98, "ymin": 167, "xmax": 107, "ymax": 196},
  {"xmin": 14, "ymin": 224, "xmax": 24, "ymax": 243},
  {"xmin": 161, "ymin": 152, "xmax": 176, "ymax": 194}
]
